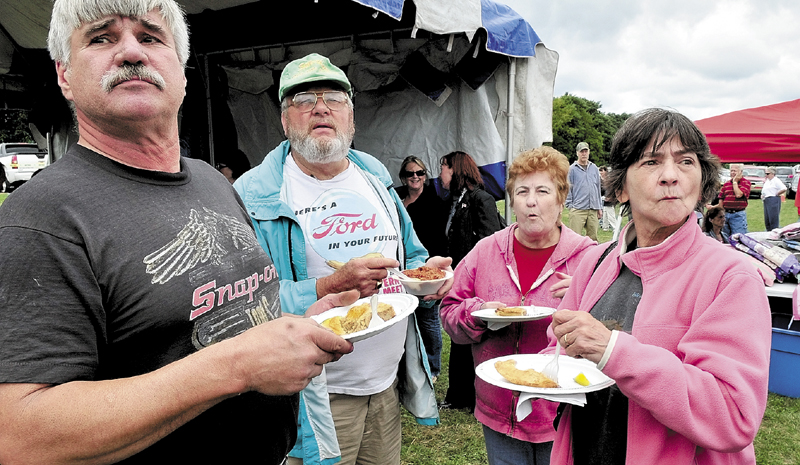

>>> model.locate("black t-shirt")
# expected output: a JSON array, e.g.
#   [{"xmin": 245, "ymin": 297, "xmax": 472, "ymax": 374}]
[
  {"xmin": 572, "ymin": 243, "xmax": 643, "ymax": 465},
  {"xmin": 0, "ymin": 145, "xmax": 297, "ymax": 464},
  {"xmin": 396, "ymin": 183, "xmax": 448, "ymax": 257}
]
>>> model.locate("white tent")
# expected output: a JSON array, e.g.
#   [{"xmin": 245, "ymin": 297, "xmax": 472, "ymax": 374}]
[{"xmin": 0, "ymin": 0, "xmax": 558, "ymax": 205}]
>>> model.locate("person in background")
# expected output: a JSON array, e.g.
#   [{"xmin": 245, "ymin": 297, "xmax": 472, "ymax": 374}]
[
  {"xmin": 396, "ymin": 155, "xmax": 448, "ymax": 382},
  {"xmin": 234, "ymin": 53, "xmax": 452, "ymax": 465},
  {"xmin": 548, "ymin": 108, "xmax": 770, "ymax": 464},
  {"xmin": 439, "ymin": 150, "xmax": 504, "ymax": 412},
  {"xmin": 599, "ymin": 166, "xmax": 619, "ymax": 233},
  {"xmin": 716, "ymin": 163, "xmax": 750, "ymax": 236},
  {"xmin": 216, "ymin": 148, "xmax": 252, "ymax": 184},
  {"xmin": 440, "ymin": 146, "xmax": 595, "ymax": 464},
  {"xmin": 761, "ymin": 166, "xmax": 787, "ymax": 231},
  {"xmin": 702, "ymin": 204, "xmax": 729, "ymax": 244},
  {"xmin": 565, "ymin": 142, "xmax": 602, "ymax": 241},
  {"xmin": 216, "ymin": 162, "xmax": 236, "ymax": 183},
  {"xmin": 0, "ymin": 1, "xmax": 354, "ymax": 464}
]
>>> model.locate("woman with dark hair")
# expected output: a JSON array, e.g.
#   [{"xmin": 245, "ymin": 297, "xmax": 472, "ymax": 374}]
[
  {"xmin": 547, "ymin": 108, "xmax": 770, "ymax": 464},
  {"xmin": 395, "ymin": 155, "xmax": 448, "ymax": 380},
  {"xmin": 703, "ymin": 204, "xmax": 729, "ymax": 243},
  {"xmin": 441, "ymin": 147, "xmax": 595, "ymax": 464},
  {"xmin": 439, "ymin": 151, "xmax": 504, "ymax": 411}
]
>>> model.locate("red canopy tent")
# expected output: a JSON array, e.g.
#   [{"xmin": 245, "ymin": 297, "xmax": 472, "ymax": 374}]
[{"xmin": 694, "ymin": 99, "xmax": 800, "ymax": 163}]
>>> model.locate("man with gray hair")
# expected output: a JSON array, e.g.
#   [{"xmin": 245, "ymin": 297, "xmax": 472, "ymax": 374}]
[
  {"xmin": 234, "ymin": 53, "xmax": 451, "ymax": 465},
  {"xmin": 762, "ymin": 166, "xmax": 787, "ymax": 231},
  {"xmin": 0, "ymin": 1, "xmax": 355, "ymax": 464},
  {"xmin": 716, "ymin": 163, "xmax": 751, "ymax": 236}
]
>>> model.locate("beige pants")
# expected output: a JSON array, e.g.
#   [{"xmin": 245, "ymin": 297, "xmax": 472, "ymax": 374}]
[
  {"xmin": 289, "ymin": 381, "xmax": 401, "ymax": 465},
  {"xmin": 569, "ymin": 208, "xmax": 600, "ymax": 242}
]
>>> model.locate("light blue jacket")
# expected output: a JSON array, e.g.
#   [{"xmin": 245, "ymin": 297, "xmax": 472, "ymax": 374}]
[
  {"xmin": 565, "ymin": 161, "xmax": 602, "ymax": 210},
  {"xmin": 234, "ymin": 141, "xmax": 439, "ymax": 465}
]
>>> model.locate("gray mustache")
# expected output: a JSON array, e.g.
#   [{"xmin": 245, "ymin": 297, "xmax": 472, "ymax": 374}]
[{"xmin": 101, "ymin": 64, "xmax": 166, "ymax": 92}]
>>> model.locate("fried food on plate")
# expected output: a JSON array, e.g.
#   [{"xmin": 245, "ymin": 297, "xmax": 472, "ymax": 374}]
[
  {"xmin": 321, "ymin": 302, "xmax": 396, "ymax": 335},
  {"xmin": 402, "ymin": 266, "xmax": 446, "ymax": 281},
  {"xmin": 494, "ymin": 359, "xmax": 559, "ymax": 388},
  {"xmin": 495, "ymin": 307, "xmax": 527, "ymax": 317},
  {"xmin": 342, "ymin": 304, "xmax": 372, "ymax": 333},
  {"xmin": 376, "ymin": 302, "xmax": 396, "ymax": 321},
  {"xmin": 321, "ymin": 316, "xmax": 346, "ymax": 336}
]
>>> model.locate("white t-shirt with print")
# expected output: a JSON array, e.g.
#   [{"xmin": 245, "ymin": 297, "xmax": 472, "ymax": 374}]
[{"xmin": 282, "ymin": 155, "xmax": 407, "ymax": 395}]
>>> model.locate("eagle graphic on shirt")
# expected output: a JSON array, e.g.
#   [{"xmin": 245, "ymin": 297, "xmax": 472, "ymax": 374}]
[{"xmin": 143, "ymin": 207, "xmax": 259, "ymax": 284}]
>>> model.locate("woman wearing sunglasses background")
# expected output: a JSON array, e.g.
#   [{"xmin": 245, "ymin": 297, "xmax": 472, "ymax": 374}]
[{"xmin": 395, "ymin": 156, "xmax": 448, "ymax": 381}]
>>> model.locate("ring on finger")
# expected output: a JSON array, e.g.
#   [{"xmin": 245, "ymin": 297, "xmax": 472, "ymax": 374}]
[{"xmin": 375, "ymin": 280, "xmax": 382, "ymax": 290}]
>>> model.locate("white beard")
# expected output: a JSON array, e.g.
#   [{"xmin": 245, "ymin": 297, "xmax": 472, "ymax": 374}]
[{"xmin": 287, "ymin": 123, "xmax": 354, "ymax": 164}]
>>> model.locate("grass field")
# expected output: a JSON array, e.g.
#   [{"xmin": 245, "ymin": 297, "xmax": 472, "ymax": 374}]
[{"xmin": 401, "ymin": 198, "xmax": 800, "ymax": 465}]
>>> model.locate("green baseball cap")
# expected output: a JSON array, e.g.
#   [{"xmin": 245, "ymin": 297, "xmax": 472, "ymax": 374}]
[
  {"xmin": 278, "ymin": 53, "xmax": 352, "ymax": 102},
  {"xmin": 576, "ymin": 141, "xmax": 590, "ymax": 152}
]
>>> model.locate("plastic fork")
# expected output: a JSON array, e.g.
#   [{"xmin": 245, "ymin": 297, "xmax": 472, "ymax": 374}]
[
  {"xmin": 368, "ymin": 294, "xmax": 381, "ymax": 329},
  {"xmin": 385, "ymin": 267, "xmax": 408, "ymax": 280},
  {"xmin": 541, "ymin": 337, "xmax": 560, "ymax": 384}
]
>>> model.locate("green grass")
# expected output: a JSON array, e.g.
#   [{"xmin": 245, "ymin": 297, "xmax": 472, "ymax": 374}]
[
  {"xmin": 0, "ymin": 193, "xmax": 7, "ymax": 206},
  {"xmin": 403, "ymin": 333, "xmax": 800, "ymax": 465},
  {"xmin": 401, "ymin": 199, "xmax": 800, "ymax": 464}
]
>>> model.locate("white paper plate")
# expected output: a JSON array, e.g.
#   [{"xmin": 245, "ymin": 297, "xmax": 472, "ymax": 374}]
[
  {"xmin": 472, "ymin": 306, "xmax": 556, "ymax": 323},
  {"xmin": 311, "ymin": 294, "xmax": 419, "ymax": 342},
  {"xmin": 476, "ymin": 354, "xmax": 615, "ymax": 395},
  {"xmin": 394, "ymin": 270, "xmax": 453, "ymax": 296}
]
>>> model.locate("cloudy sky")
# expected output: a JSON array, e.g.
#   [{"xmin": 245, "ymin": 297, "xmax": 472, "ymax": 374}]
[{"xmin": 500, "ymin": 0, "xmax": 800, "ymax": 121}]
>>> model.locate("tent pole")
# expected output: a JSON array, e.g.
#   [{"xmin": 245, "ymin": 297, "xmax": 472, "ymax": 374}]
[
  {"xmin": 505, "ymin": 58, "xmax": 516, "ymax": 223},
  {"xmin": 203, "ymin": 55, "xmax": 216, "ymax": 167}
]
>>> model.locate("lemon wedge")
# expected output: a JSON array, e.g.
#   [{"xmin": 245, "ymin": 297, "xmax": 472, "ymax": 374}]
[{"xmin": 574, "ymin": 372, "xmax": 590, "ymax": 386}]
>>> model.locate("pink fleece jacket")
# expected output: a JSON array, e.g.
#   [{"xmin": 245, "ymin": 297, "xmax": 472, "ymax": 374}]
[
  {"xmin": 440, "ymin": 224, "xmax": 596, "ymax": 443},
  {"xmin": 550, "ymin": 218, "xmax": 771, "ymax": 464}
]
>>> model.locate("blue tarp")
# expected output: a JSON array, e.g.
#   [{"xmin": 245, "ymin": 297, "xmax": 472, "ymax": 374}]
[
  {"xmin": 480, "ymin": 0, "xmax": 540, "ymax": 57},
  {"xmin": 352, "ymin": 0, "xmax": 405, "ymax": 20},
  {"xmin": 359, "ymin": 0, "xmax": 541, "ymax": 57}
]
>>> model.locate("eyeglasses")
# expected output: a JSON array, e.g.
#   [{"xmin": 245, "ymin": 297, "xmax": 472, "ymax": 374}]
[
  {"xmin": 289, "ymin": 91, "xmax": 349, "ymax": 113},
  {"xmin": 402, "ymin": 170, "xmax": 426, "ymax": 178}
]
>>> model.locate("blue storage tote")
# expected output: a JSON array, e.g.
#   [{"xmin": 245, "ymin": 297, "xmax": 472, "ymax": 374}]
[{"xmin": 769, "ymin": 327, "xmax": 800, "ymax": 398}]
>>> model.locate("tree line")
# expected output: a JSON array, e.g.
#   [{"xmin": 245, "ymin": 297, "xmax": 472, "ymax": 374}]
[{"xmin": 549, "ymin": 93, "xmax": 630, "ymax": 167}]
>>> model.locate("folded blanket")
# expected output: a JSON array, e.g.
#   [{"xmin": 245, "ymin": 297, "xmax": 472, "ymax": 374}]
[
  {"xmin": 778, "ymin": 222, "xmax": 800, "ymax": 241},
  {"xmin": 730, "ymin": 233, "xmax": 800, "ymax": 281}
]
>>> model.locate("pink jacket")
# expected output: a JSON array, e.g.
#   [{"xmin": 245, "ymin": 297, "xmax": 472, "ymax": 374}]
[
  {"xmin": 550, "ymin": 218, "xmax": 771, "ymax": 464},
  {"xmin": 440, "ymin": 224, "xmax": 595, "ymax": 443}
]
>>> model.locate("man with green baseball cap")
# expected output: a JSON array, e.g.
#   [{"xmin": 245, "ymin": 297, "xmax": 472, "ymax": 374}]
[
  {"xmin": 234, "ymin": 53, "xmax": 449, "ymax": 465},
  {"xmin": 278, "ymin": 53, "xmax": 352, "ymax": 102},
  {"xmin": 566, "ymin": 141, "xmax": 603, "ymax": 241}
]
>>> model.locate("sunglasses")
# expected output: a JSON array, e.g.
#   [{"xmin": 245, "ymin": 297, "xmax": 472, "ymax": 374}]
[
  {"xmin": 290, "ymin": 91, "xmax": 349, "ymax": 113},
  {"xmin": 402, "ymin": 170, "xmax": 426, "ymax": 178}
]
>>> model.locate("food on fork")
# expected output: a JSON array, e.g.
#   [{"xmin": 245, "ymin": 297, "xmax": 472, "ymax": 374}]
[
  {"xmin": 494, "ymin": 359, "xmax": 559, "ymax": 388},
  {"xmin": 495, "ymin": 307, "xmax": 527, "ymax": 317},
  {"xmin": 402, "ymin": 266, "xmax": 446, "ymax": 281},
  {"xmin": 326, "ymin": 252, "xmax": 385, "ymax": 270}
]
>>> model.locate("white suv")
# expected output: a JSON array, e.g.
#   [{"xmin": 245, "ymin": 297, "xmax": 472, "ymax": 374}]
[{"xmin": 0, "ymin": 143, "xmax": 49, "ymax": 192}]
